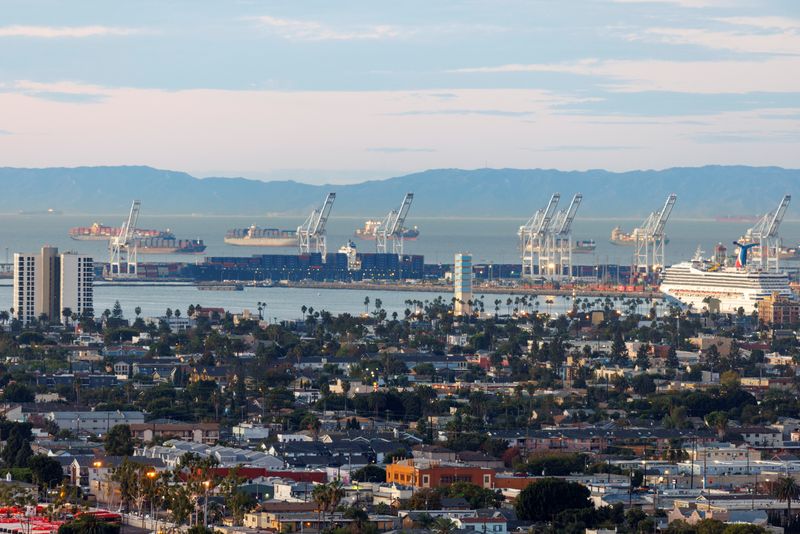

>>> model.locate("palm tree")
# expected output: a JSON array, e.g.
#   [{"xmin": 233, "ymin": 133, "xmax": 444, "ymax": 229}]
[
  {"xmin": 62, "ymin": 307, "xmax": 72, "ymax": 327},
  {"xmin": 432, "ymin": 517, "xmax": 456, "ymax": 534},
  {"xmin": 774, "ymin": 476, "xmax": 800, "ymax": 526}
]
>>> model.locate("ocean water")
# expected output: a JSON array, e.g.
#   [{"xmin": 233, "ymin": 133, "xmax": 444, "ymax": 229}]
[
  {"xmin": 2, "ymin": 213, "xmax": 798, "ymax": 266},
  {"xmin": 0, "ymin": 213, "xmax": 794, "ymax": 319},
  {"xmin": 0, "ymin": 283, "xmax": 662, "ymax": 322}
]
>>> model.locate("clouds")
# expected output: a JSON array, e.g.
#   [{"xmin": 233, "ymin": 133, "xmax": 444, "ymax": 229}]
[
  {"xmin": 0, "ymin": 80, "xmax": 109, "ymax": 103},
  {"xmin": 0, "ymin": 25, "xmax": 142, "ymax": 38},
  {"xmin": 451, "ymin": 57, "xmax": 800, "ymax": 94},
  {"xmin": 610, "ymin": 0, "xmax": 732, "ymax": 7},
  {"xmin": 252, "ymin": 16, "xmax": 404, "ymax": 41},
  {"xmin": 0, "ymin": 82, "xmax": 797, "ymax": 181},
  {"xmin": 1, "ymin": 1, "xmax": 799, "ymax": 180}
]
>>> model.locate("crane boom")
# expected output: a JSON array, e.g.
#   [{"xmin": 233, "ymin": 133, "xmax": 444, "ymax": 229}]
[
  {"xmin": 108, "ymin": 199, "xmax": 141, "ymax": 279},
  {"xmin": 377, "ymin": 193, "xmax": 415, "ymax": 255},
  {"xmin": 388, "ymin": 193, "xmax": 413, "ymax": 236},
  {"xmin": 556, "ymin": 193, "xmax": 582, "ymax": 235},
  {"xmin": 297, "ymin": 192, "xmax": 336, "ymax": 256},
  {"xmin": 766, "ymin": 194, "xmax": 791, "ymax": 237},
  {"xmin": 536, "ymin": 193, "xmax": 560, "ymax": 235},
  {"xmin": 651, "ymin": 193, "xmax": 677, "ymax": 237}
]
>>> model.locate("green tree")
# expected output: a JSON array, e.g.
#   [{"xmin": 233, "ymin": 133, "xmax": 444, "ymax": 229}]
[
  {"xmin": 635, "ymin": 343, "xmax": 650, "ymax": 370},
  {"xmin": 1, "ymin": 422, "xmax": 33, "ymax": 467},
  {"xmin": 1, "ymin": 383, "xmax": 35, "ymax": 403},
  {"xmin": 431, "ymin": 517, "xmax": 456, "ymax": 534},
  {"xmin": 57, "ymin": 514, "xmax": 120, "ymax": 534},
  {"xmin": 28, "ymin": 454, "xmax": 64, "ymax": 488},
  {"xmin": 104, "ymin": 424, "xmax": 134, "ymax": 456},
  {"xmin": 406, "ymin": 487, "xmax": 441, "ymax": 510},
  {"xmin": 514, "ymin": 478, "xmax": 591, "ymax": 522},
  {"xmin": 352, "ymin": 465, "xmax": 386, "ymax": 483},
  {"xmin": 442, "ymin": 481, "xmax": 503, "ymax": 508},
  {"xmin": 666, "ymin": 344, "xmax": 680, "ymax": 369},
  {"xmin": 704, "ymin": 411, "xmax": 729, "ymax": 439},
  {"xmin": 773, "ymin": 476, "xmax": 800, "ymax": 526}
]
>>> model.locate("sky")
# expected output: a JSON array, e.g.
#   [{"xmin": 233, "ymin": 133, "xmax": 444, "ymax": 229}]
[{"xmin": 0, "ymin": 0, "xmax": 798, "ymax": 184}]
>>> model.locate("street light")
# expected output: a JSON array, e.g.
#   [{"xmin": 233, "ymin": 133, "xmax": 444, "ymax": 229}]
[
  {"xmin": 92, "ymin": 461, "xmax": 105, "ymax": 506},
  {"xmin": 203, "ymin": 480, "xmax": 211, "ymax": 527},
  {"xmin": 146, "ymin": 471, "xmax": 157, "ymax": 530}
]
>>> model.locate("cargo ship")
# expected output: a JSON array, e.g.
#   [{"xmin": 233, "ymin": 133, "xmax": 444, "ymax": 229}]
[
  {"xmin": 70, "ymin": 222, "xmax": 166, "ymax": 241},
  {"xmin": 354, "ymin": 219, "xmax": 419, "ymax": 240},
  {"xmin": 524, "ymin": 239, "xmax": 596, "ymax": 254},
  {"xmin": 715, "ymin": 215, "xmax": 759, "ymax": 223},
  {"xmin": 197, "ymin": 282, "xmax": 244, "ymax": 291},
  {"xmin": 132, "ymin": 236, "xmax": 206, "ymax": 255},
  {"xmin": 224, "ymin": 226, "xmax": 297, "ymax": 247},
  {"xmin": 610, "ymin": 226, "xmax": 669, "ymax": 246}
]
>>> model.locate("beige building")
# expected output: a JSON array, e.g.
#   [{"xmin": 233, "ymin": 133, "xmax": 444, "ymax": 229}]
[
  {"xmin": 13, "ymin": 246, "xmax": 93, "ymax": 325},
  {"xmin": 454, "ymin": 253, "xmax": 472, "ymax": 315}
]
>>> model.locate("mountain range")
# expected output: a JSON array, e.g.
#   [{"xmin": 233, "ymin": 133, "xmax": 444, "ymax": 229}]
[{"xmin": 0, "ymin": 165, "xmax": 797, "ymax": 218}]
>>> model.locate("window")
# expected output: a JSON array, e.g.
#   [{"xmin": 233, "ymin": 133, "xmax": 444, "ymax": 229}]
[{"xmin": 422, "ymin": 474, "xmax": 429, "ymax": 487}]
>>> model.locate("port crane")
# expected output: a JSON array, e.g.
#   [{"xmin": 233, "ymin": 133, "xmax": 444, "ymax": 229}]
[
  {"xmin": 743, "ymin": 194, "xmax": 791, "ymax": 272},
  {"xmin": 376, "ymin": 193, "xmax": 414, "ymax": 256},
  {"xmin": 297, "ymin": 192, "xmax": 336, "ymax": 257},
  {"xmin": 634, "ymin": 193, "xmax": 677, "ymax": 275},
  {"xmin": 108, "ymin": 200, "xmax": 141, "ymax": 278},
  {"xmin": 519, "ymin": 193, "xmax": 560, "ymax": 278},
  {"xmin": 549, "ymin": 193, "xmax": 582, "ymax": 278}
]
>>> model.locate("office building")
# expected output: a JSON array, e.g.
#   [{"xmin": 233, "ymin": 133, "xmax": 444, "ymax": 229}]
[
  {"xmin": 12, "ymin": 247, "xmax": 93, "ymax": 325},
  {"xmin": 454, "ymin": 253, "xmax": 472, "ymax": 315}
]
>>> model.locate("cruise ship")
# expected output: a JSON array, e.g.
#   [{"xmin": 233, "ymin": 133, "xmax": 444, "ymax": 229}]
[{"xmin": 660, "ymin": 256, "xmax": 793, "ymax": 314}]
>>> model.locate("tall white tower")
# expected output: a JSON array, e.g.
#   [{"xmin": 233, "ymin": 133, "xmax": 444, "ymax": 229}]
[{"xmin": 454, "ymin": 253, "xmax": 473, "ymax": 316}]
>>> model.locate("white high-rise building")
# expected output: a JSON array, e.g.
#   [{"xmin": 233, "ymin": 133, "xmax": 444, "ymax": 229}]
[
  {"xmin": 12, "ymin": 253, "xmax": 37, "ymax": 325},
  {"xmin": 12, "ymin": 247, "xmax": 93, "ymax": 325},
  {"xmin": 60, "ymin": 252, "xmax": 94, "ymax": 319},
  {"xmin": 454, "ymin": 253, "xmax": 472, "ymax": 316}
]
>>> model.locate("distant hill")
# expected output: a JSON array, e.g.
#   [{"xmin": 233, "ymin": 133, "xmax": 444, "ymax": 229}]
[{"xmin": 0, "ymin": 165, "xmax": 797, "ymax": 217}]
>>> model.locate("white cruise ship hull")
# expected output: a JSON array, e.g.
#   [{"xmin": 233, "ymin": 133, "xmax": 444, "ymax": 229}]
[{"xmin": 660, "ymin": 262, "xmax": 793, "ymax": 314}]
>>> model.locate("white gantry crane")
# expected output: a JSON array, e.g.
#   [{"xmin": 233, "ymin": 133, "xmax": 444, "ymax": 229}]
[
  {"xmin": 634, "ymin": 193, "xmax": 677, "ymax": 275},
  {"xmin": 108, "ymin": 199, "xmax": 141, "ymax": 278},
  {"xmin": 297, "ymin": 192, "xmax": 336, "ymax": 257},
  {"xmin": 550, "ymin": 193, "xmax": 582, "ymax": 278},
  {"xmin": 744, "ymin": 194, "xmax": 791, "ymax": 272},
  {"xmin": 376, "ymin": 193, "xmax": 414, "ymax": 256},
  {"xmin": 519, "ymin": 193, "xmax": 560, "ymax": 278}
]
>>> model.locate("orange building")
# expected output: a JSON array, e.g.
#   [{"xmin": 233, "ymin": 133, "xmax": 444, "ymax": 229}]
[
  {"xmin": 758, "ymin": 292, "xmax": 800, "ymax": 326},
  {"xmin": 385, "ymin": 459, "xmax": 495, "ymax": 489}
]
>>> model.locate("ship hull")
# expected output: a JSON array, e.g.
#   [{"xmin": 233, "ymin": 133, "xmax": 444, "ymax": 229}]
[
  {"xmin": 137, "ymin": 247, "xmax": 206, "ymax": 254},
  {"xmin": 660, "ymin": 261, "xmax": 792, "ymax": 314},
  {"xmin": 70, "ymin": 235, "xmax": 113, "ymax": 241},
  {"xmin": 225, "ymin": 237, "xmax": 297, "ymax": 247},
  {"xmin": 355, "ymin": 235, "xmax": 418, "ymax": 241}
]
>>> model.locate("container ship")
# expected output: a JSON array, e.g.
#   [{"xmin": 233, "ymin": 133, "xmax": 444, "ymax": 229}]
[
  {"xmin": 70, "ymin": 222, "xmax": 166, "ymax": 241},
  {"xmin": 610, "ymin": 226, "xmax": 669, "ymax": 246},
  {"xmin": 132, "ymin": 236, "xmax": 206, "ymax": 254},
  {"xmin": 354, "ymin": 219, "xmax": 419, "ymax": 240},
  {"xmin": 224, "ymin": 225, "xmax": 297, "ymax": 247}
]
